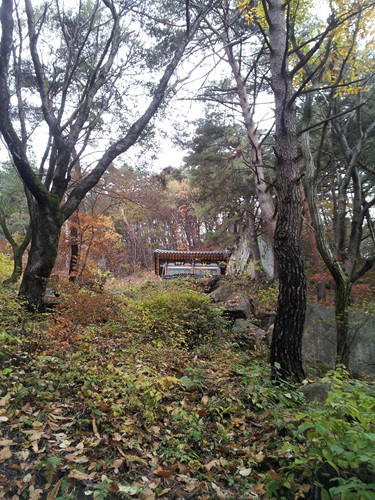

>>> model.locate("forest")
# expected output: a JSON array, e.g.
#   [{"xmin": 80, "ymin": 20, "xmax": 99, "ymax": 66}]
[{"xmin": 0, "ymin": 0, "xmax": 374, "ymax": 498}]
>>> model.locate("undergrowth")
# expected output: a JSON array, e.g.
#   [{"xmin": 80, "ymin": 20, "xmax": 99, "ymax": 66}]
[{"xmin": 0, "ymin": 281, "xmax": 374, "ymax": 499}]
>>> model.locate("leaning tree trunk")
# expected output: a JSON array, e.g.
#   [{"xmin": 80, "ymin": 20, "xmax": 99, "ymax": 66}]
[
  {"xmin": 2, "ymin": 241, "xmax": 28, "ymax": 285},
  {"xmin": 222, "ymin": 33, "xmax": 276, "ymax": 246},
  {"xmin": 267, "ymin": 0, "xmax": 306, "ymax": 383},
  {"xmin": 0, "ymin": 212, "xmax": 31, "ymax": 285},
  {"xmin": 18, "ymin": 200, "xmax": 63, "ymax": 310}
]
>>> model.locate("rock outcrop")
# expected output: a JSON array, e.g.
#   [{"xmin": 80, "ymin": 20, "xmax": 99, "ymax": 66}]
[{"xmin": 302, "ymin": 305, "xmax": 375, "ymax": 377}]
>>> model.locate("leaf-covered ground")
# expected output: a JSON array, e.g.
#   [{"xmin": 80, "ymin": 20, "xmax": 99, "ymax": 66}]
[{"xmin": 0, "ymin": 280, "xmax": 374, "ymax": 500}]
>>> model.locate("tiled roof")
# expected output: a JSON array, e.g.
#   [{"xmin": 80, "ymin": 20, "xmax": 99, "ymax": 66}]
[{"xmin": 153, "ymin": 249, "xmax": 229, "ymax": 275}]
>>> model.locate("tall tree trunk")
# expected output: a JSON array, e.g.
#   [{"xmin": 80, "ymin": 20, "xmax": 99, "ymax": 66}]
[
  {"xmin": 222, "ymin": 32, "xmax": 276, "ymax": 246},
  {"xmin": 266, "ymin": 0, "xmax": 306, "ymax": 383},
  {"xmin": 248, "ymin": 210, "xmax": 263, "ymax": 283},
  {"xmin": 18, "ymin": 200, "xmax": 63, "ymax": 310}
]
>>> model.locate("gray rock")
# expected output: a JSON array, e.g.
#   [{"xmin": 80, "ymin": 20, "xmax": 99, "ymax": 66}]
[
  {"xmin": 303, "ymin": 305, "xmax": 375, "ymax": 377},
  {"xmin": 299, "ymin": 383, "xmax": 331, "ymax": 403},
  {"xmin": 231, "ymin": 319, "xmax": 269, "ymax": 351},
  {"xmin": 256, "ymin": 311, "xmax": 276, "ymax": 331},
  {"xmin": 227, "ymin": 234, "xmax": 274, "ymax": 279},
  {"xmin": 232, "ymin": 319, "xmax": 268, "ymax": 337},
  {"xmin": 209, "ymin": 285, "xmax": 254, "ymax": 320}
]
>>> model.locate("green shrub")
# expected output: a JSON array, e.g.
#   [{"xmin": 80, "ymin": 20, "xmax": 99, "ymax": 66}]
[
  {"xmin": 123, "ymin": 287, "xmax": 228, "ymax": 347},
  {"xmin": 267, "ymin": 368, "xmax": 375, "ymax": 499}
]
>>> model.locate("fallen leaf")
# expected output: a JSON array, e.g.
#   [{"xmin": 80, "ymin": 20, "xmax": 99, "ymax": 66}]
[
  {"xmin": 111, "ymin": 458, "xmax": 124, "ymax": 473},
  {"xmin": 300, "ymin": 484, "xmax": 311, "ymax": 493},
  {"xmin": 239, "ymin": 467, "xmax": 252, "ymax": 477},
  {"xmin": 255, "ymin": 452, "xmax": 265, "ymax": 462},
  {"xmin": 141, "ymin": 488, "xmax": 155, "ymax": 500},
  {"xmin": 149, "ymin": 426, "xmax": 160, "ymax": 436},
  {"xmin": 29, "ymin": 486, "xmax": 44, "ymax": 500},
  {"xmin": 68, "ymin": 469, "xmax": 90, "ymax": 481},
  {"xmin": 0, "ymin": 393, "xmax": 11, "ymax": 407},
  {"xmin": 177, "ymin": 462, "xmax": 188, "ymax": 474},
  {"xmin": 18, "ymin": 450, "xmax": 30, "ymax": 460},
  {"xmin": 32, "ymin": 421, "xmax": 44, "ymax": 429},
  {"xmin": 0, "ymin": 439, "xmax": 13, "ymax": 446},
  {"xmin": 92, "ymin": 418, "xmax": 99, "ymax": 436},
  {"xmin": 158, "ymin": 488, "xmax": 171, "ymax": 497},
  {"xmin": 153, "ymin": 468, "xmax": 173, "ymax": 477},
  {"xmin": 59, "ymin": 440, "xmax": 72, "ymax": 449},
  {"xmin": 21, "ymin": 402, "xmax": 31, "ymax": 413},
  {"xmin": 46, "ymin": 478, "xmax": 63, "ymax": 500},
  {"xmin": 201, "ymin": 395, "xmax": 209, "ymax": 405},
  {"xmin": 64, "ymin": 453, "xmax": 89, "ymax": 464},
  {"xmin": 250, "ymin": 483, "xmax": 266, "ymax": 495},
  {"xmin": 267, "ymin": 470, "xmax": 280, "ymax": 480},
  {"xmin": 118, "ymin": 485, "xmax": 140, "ymax": 496},
  {"xmin": 204, "ymin": 459, "xmax": 220, "ymax": 471},
  {"xmin": 0, "ymin": 447, "xmax": 12, "ymax": 461},
  {"xmin": 211, "ymin": 482, "xmax": 226, "ymax": 500},
  {"xmin": 283, "ymin": 416, "xmax": 297, "ymax": 423}
]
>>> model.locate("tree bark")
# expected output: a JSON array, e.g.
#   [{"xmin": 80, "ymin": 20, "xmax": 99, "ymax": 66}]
[
  {"xmin": 248, "ymin": 210, "xmax": 263, "ymax": 283},
  {"xmin": 18, "ymin": 199, "xmax": 64, "ymax": 310},
  {"xmin": 265, "ymin": 0, "xmax": 306, "ymax": 383}
]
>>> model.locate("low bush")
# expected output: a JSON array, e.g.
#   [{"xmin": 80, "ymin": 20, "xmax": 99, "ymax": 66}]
[
  {"xmin": 263, "ymin": 368, "xmax": 375, "ymax": 499},
  {"xmin": 122, "ymin": 286, "xmax": 228, "ymax": 347}
]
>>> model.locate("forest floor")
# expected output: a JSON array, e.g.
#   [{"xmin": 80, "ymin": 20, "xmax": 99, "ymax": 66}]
[{"xmin": 0, "ymin": 277, "xmax": 374, "ymax": 499}]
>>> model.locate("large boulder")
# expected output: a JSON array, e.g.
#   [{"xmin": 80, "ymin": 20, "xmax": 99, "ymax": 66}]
[
  {"xmin": 303, "ymin": 305, "xmax": 375, "ymax": 377},
  {"xmin": 231, "ymin": 319, "xmax": 269, "ymax": 351},
  {"xmin": 209, "ymin": 284, "xmax": 254, "ymax": 321},
  {"xmin": 227, "ymin": 233, "xmax": 274, "ymax": 279},
  {"xmin": 298, "ymin": 382, "xmax": 331, "ymax": 403}
]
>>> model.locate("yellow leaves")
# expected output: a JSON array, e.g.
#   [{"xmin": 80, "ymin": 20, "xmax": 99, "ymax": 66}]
[
  {"xmin": 156, "ymin": 375, "xmax": 181, "ymax": 393},
  {"xmin": 238, "ymin": 0, "xmax": 375, "ymax": 98},
  {"xmin": 237, "ymin": 0, "xmax": 266, "ymax": 28}
]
